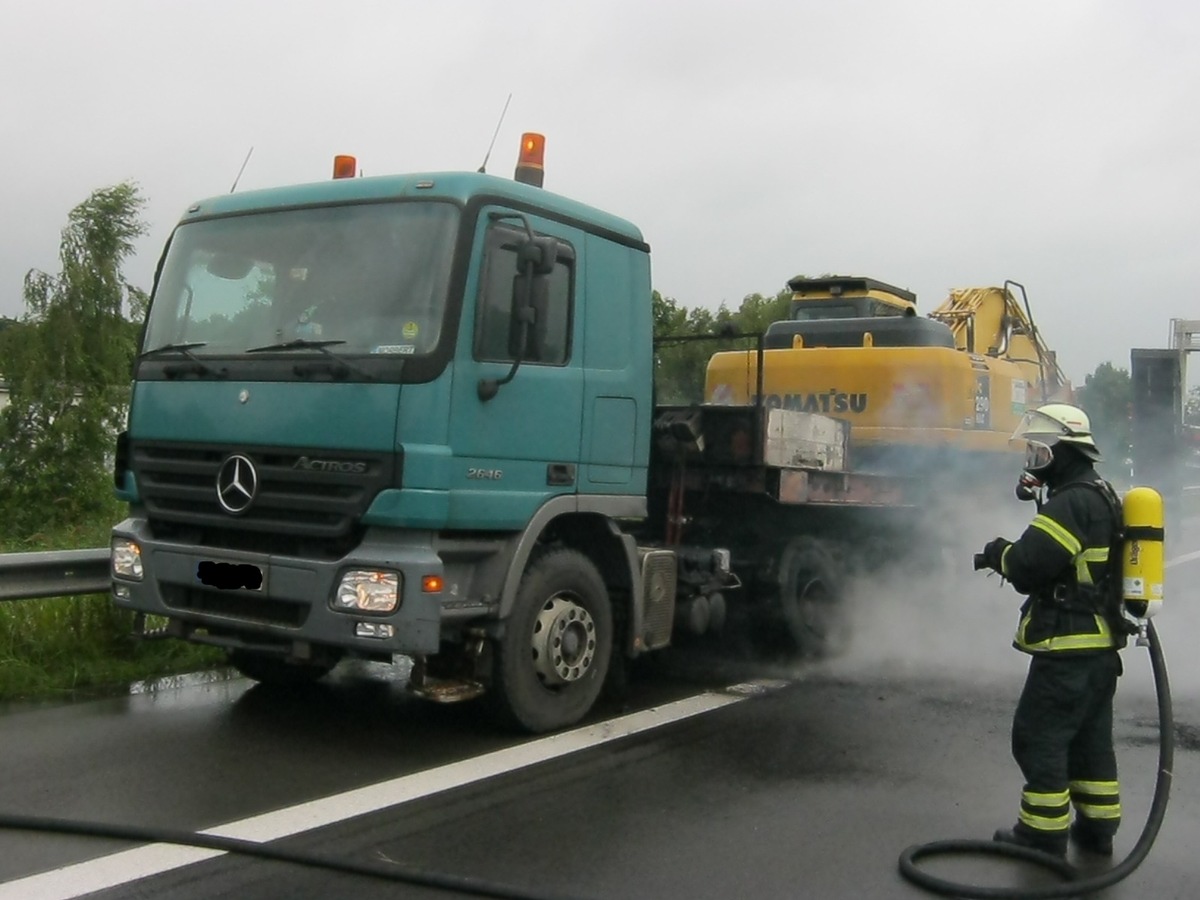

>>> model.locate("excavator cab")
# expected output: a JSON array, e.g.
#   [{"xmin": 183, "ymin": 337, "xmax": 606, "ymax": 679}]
[
  {"xmin": 777, "ymin": 276, "xmax": 950, "ymax": 350},
  {"xmin": 787, "ymin": 276, "xmax": 918, "ymax": 320}
]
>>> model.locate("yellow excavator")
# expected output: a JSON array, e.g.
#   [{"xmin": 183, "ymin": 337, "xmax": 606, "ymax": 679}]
[{"xmin": 705, "ymin": 275, "xmax": 1071, "ymax": 476}]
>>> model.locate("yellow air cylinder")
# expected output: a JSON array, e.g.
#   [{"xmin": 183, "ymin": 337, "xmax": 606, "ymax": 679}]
[{"xmin": 1122, "ymin": 486, "xmax": 1164, "ymax": 619}]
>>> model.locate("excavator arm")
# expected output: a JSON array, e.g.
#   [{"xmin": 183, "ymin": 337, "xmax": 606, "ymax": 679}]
[{"xmin": 928, "ymin": 281, "xmax": 1070, "ymax": 403}]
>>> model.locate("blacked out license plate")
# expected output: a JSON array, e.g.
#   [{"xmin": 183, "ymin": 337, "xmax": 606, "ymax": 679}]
[{"xmin": 197, "ymin": 560, "xmax": 264, "ymax": 592}]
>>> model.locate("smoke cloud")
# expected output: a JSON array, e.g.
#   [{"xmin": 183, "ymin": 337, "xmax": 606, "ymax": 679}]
[{"xmin": 822, "ymin": 496, "xmax": 1199, "ymax": 707}]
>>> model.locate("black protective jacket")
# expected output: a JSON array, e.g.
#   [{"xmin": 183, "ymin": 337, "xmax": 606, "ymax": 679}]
[{"xmin": 999, "ymin": 458, "xmax": 1124, "ymax": 655}]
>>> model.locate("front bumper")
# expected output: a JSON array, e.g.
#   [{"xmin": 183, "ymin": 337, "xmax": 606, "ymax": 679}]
[{"xmin": 110, "ymin": 517, "xmax": 446, "ymax": 656}]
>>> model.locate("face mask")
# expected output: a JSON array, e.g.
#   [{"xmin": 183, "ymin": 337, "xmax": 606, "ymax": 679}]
[{"xmin": 1024, "ymin": 439, "xmax": 1054, "ymax": 472}]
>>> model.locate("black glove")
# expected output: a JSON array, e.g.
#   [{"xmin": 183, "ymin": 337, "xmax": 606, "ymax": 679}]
[{"xmin": 977, "ymin": 537, "xmax": 1011, "ymax": 573}]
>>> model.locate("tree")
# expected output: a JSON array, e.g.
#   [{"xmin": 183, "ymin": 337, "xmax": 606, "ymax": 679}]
[
  {"xmin": 652, "ymin": 291, "xmax": 720, "ymax": 405},
  {"xmin": 729, "ymin": 289, "xmax": 791, "ymax": 335},
  {"xmin": 652, "ymin": 289, "xmax": 791, "ymax": 405},
  {"xmin": 0, "ymin": 182, "xmax": 147, "ymax": 539},
  {"xmin": 1074, "ymin": 361, "xmax": 1132, "ymax": 465}
]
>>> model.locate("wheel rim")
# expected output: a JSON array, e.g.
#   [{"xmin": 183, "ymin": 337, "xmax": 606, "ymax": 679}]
[
  {"xmin": 791, "ymin": 573, "xmax": 835, "ymax": 644},
  {"xmin": 531, "ymin": 595, "xmax": 597, "ymax": 686}
]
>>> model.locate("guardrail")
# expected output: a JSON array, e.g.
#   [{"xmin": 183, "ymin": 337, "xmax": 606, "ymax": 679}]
[{"xmin": 0, "ymin": 548, "xmax": 110, "ymax": 602}]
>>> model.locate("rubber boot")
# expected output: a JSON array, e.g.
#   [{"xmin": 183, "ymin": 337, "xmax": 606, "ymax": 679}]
[
  {"xmin": 1069, "ymin": 821, "xmax": 1114, "ymax": 857},
  {"xmin": 993, "ymin": 825, "xmax": 1068, "ymax": 858}
]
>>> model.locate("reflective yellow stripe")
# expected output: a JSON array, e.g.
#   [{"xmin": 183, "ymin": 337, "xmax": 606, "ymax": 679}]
[
  {"xmin": 1031, "ymin": 514, "xmax": 1082, "ymax": 555},
  {"xmin": 1020, "ymin": 788, "xmax": 1069, "ymax": 832},
  {"xmin": 1075, "ymin": 556, "xmax": 1091, "ymax": 584},
  {"xmin": 1023, "ymin": 789, "xmax": 1070, "ymax": 806},
  {"xmin": 1071, "ymin": 780, "xmax": 1119, "ymax": 796},
  {"xmin": 1019, "ymin": 809, "xmax": 1070, "ymax": 830},
  {"xmin": 1075, "ymin": 802, "xmax": 1122, "ymax": 819},
  {"xmin": 1000, "ymin": 543, "xmax": 1012, "ymax": 577},
  {"xmin": 1074, "ymin": 547, "xmax": 1109, "ymax": 585},
  {"xmin": 1015, "ymin": 614, "xmax": 1115, "ymax": 652}
]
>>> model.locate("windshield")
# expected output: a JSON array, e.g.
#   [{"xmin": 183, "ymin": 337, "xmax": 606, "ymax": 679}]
[
  {"xmin": 791, "ymin": 302, "xmax": 862, "ymax": 320},
  {"xmin": 144, "ymin": 201, "xmax": 459, "ymax": 357},
  {"xmin": 790, "ymin": 300, "xmax": 908, "ymax": 320}
]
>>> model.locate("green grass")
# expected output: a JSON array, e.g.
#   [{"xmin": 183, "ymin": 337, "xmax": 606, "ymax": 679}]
[
  {"xmin": 0, "ymin": 594, "xmax": 223, "ymax": 701},
  {"xmin": 0, "ymin": 522, "xmax": 224, "ymax": 703}
]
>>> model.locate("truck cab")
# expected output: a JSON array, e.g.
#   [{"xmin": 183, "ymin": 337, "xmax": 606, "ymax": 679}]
[{"xmin": 111, "ymin": 142, "xmax": 670, "ymax": 732}]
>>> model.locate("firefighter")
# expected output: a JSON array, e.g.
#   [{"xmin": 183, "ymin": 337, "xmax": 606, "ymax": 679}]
[{"xmin": 976, "ymin": 403, "xmax": 1127, "ymax": 858}]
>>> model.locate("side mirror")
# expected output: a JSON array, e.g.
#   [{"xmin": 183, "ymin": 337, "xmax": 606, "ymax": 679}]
[
  {"xmin": 517, "ymin": 236, "xmax": 558, "ymax": 276},
  {"xmin": 477, "ymin": 229, "xmax": 561, "ymax": 401},
  {"xmin": 509, "ymin": 273, "xmax": 550, "ymax": 360}
]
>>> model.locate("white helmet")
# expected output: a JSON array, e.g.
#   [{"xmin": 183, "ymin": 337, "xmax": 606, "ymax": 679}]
[{"xmin": 1011, "ymin": 403, "xmax": 1102, "ymax": 472}]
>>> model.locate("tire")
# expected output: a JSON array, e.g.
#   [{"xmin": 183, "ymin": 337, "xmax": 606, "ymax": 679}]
[
  {"xmin": 488, "ymin": 548, "xmax": 613, "ymax": 733},
  {"xmin": 228, "ymin": 649, "xmax": 339, "ymax": 686},
  {"xmin": 778, "ymin": 536, "xmax": 847, "ymax": 658}
]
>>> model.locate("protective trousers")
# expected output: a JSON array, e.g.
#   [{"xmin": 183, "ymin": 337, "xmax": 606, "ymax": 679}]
[{"xmin": 1011, "ymin": 652, "xmax": 1122, "ymax": 845}]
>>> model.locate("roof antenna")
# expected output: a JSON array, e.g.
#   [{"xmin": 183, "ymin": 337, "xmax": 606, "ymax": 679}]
[
  {"xmin": 477, "ymin": 94, "xmax": 512, "ymax": 173},
  {"xmin": 229, "ymin": 146, "xmax": 255, "ymax": 193}
]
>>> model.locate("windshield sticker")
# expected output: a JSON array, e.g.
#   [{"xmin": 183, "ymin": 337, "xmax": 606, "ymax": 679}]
[
  {"xmin": 372, "ymin": 345, "xmax": 416, "ymax": 355},
  {"xmin": 402, "ymin": 321, "xmax": 420, "ymax": 339}
]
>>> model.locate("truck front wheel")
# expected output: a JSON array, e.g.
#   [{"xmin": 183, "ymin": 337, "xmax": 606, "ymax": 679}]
[{"xmin": 488, "ymin": 548, "xmax": 613, "ymax": 733}]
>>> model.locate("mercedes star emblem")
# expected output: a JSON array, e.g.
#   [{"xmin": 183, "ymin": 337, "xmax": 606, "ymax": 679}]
[{"xmin": 216, "ymin": 454, "xmax": 258, "ymax": 515}]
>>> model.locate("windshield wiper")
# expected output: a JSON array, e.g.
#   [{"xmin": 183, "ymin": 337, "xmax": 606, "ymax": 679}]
[
  {"xmin": 139, "ymin": 342, "xmax": 227, "ymax": 379},
  {"xmin": 245, "ymin": 339, "xmax": 374, "ymax": 381},
  {"xmin": 245, "ymin": 339, "xmax": 346, "ymax": 354},
  {"xmin": 140, "ymin": 341, "xmax": 209, "ymax": 360}
]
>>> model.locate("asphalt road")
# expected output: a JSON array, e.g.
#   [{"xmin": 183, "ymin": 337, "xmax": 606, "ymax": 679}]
[{"xmin": 0, "ymin": 538, "xmax": 1197, "ymax": 899}]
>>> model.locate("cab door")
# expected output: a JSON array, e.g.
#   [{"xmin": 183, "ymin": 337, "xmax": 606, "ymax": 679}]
[{"xmin": 444, "ymin": 209, "xmax": 583, "ymax": 529}]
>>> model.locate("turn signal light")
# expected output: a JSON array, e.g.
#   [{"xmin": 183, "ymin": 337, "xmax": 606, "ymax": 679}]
[{"xmin": 422, "ymin": 574, "xmax": 444, "ymax": 593}]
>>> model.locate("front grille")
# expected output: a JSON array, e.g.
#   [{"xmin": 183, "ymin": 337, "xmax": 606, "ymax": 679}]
[
  {"xmin": 161, "ymin": 584, "xmax": 309, "ymax": 627},
  {"xmin": 150, "ymin": 522, "xmax": 361, "ymax": 560},
  {"xmin": 134, "ymin": 440, "xmax": 397, "ymax": 544}
]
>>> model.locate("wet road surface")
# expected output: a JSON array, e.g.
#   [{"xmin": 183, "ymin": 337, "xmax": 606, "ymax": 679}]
[
  {"xmin": 0, "ymin": 645, "xmax": 1196, "ymax": 899},
  {"xmin": 0, "ymin": 531, "xmax": 1197, "ymax": 899}
]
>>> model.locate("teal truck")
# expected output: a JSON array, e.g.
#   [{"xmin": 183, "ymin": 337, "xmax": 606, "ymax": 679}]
[{"xmin": 111, "ymin": 136, "xmax": 909, "ymax": 732}]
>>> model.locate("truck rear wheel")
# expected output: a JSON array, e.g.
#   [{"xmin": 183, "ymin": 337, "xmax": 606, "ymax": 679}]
[
  {"xmin": 228, "ymin": 649, "xmax": 339, "ymax": 686},
  {"xmin": 778, "ymin": 536, "xmax": 847, "ymax": 658},
  {"xmin": 488, "ymin": 548, "xmax": 613, "ymax": 733}
]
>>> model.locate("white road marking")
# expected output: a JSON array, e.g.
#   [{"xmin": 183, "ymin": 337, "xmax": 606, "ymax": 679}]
[
  {"xmin": 1166, "ymin": 549, "xmax": 1200, "ymax": 568},
  {"xmin": 0, "ymin": 682, "xmax": 779, "ymax": 900}
]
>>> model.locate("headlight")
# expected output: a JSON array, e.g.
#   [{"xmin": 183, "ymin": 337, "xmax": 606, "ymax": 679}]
[
  {"xmin": 334, "ymin": 570, "xmax": 400, "ymax": 613},
  {"xmin": 112, "ymin": 539, "xmax": 144, "ymax": 580}
]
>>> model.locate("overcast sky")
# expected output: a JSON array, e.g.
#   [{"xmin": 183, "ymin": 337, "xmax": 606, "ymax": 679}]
[{"xmin": 2, "ymin": 0, "xmax": 1198, "ymax": 383}]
